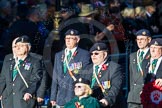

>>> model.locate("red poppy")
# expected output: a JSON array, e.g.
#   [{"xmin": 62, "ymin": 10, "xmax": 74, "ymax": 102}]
[
  {"xmin": 101, "ymin": 64, "xmax": 108, "ymax": 71},
  {"xmin": 73, "ymin": 51, "xmax": 77, "ymax": 57},
  {"xmin": 145, "ymin": 54, "xmax": 151, "ymax": 59}
]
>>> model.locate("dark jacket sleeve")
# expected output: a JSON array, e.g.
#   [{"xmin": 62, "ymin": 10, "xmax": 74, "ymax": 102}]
[
  {"xmin": 50, "ymin": 53, "xmax": 59, "ymax": 101},
  {"xmin": 36, "ymin": 60, "xmax": 47, "ymax": 98},
  {"xmin": 0, "ymin": 60, "xmax": 7, "ymax": 95}
]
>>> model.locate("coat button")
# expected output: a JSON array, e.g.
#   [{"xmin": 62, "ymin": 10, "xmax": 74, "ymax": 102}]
[
  {"xmin": 13, "ymin": 92, "xmax": 15, "ymax": 95},
  {"xmin": 13, "ymin": 84, "xmax": 15, "ymax": 86}
]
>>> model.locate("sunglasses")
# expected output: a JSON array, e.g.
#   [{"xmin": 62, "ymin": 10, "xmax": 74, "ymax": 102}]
[
  {"xmin": 90, "ymin": 52, "xmax": 100, "ymax": 56},
  {"xmin": 75, "ymin": 85, "xmax": 82, "ymax": 88}
]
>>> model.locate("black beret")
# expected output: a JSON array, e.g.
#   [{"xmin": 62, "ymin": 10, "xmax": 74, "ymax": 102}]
[
  {"xmin": 135, "ymin": 29, "xmax": 151, "ymax": 37},
  {"xmin": 65, "ymin": 29, "xmax": 80, "ymax": 36},
  {"xmin": 75, "ymin": 78, "xmax": 90, "ymax": 85},
  {"xmin": 15, "ymin": 35, "xmax": 30, "ymax": 44},
  {"xmin": 149, "ymin": 38, "xmax": 162, "ymax": 46},
  {"xmin": 90, "ymin": 42, "xmax": 108, "ymax": 53}
]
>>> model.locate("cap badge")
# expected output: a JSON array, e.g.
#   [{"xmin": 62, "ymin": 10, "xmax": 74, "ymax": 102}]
[
  {"xmin": 79, "ymin": 78, "xmax": 82, "ymax": 82},
  {"xmin": 70, "ymin": 30, "xmax": 74, "ymax": 35},
  {"xmin": 97, "ymin": 46, "xmax": 100, "ymax": 50},
  {"xmin": 142, "ymin": 31, "xmax": 146, "ymax": 35},
  {"xmin": 154, "ymin": 41, "xmax": 158, "ymax": 45},
  {"xmin": 22, "ymin": 38, "xmax": 24, "ymax": 42}
]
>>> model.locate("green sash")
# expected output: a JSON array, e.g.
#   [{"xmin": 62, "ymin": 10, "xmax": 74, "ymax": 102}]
[{"xmin": 63, "ymin": 50, "xmax": 72, "ymax": 74}]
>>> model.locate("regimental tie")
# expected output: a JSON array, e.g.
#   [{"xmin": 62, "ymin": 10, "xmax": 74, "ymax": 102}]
[
  {"xmin": 151, "ymin": 59, "xmax": 158, "ymax": 74},
  {"xmin": 63, "ymin": 50, "xmax": 72, "ymax": 74},
  {"xmin": 91, "ymin": 65, "xmax": 99, "ymax": 88},
  {"xmin": 137, "ymin": 51, "xmax": 144, "ymax": 72},
  {"xmin": 12, "ymin": 59, "xmax": 23, "ymax": 81},
  {"xmin": 67, "ymin": 50, "xmax": 72, "ymax": 62}
]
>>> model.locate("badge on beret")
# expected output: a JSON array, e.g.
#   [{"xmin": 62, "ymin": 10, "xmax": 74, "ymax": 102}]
[
  {"xmin": 22, "ymin": 38, "xmax": 24, "ymax": 42},
  {"xmin": 142, "ymin": 31, "xmax": 146, "ymax": 35},
  {"xmin": 154, "ymin": 41, "xmax": 158, "ymax": 45},
  {"xmin": 97, "ymin": 46, "xmax": 100, "ymax": 50},
  {"xmin": 79, "ymin": 78, "xmax": 82, "ymax": 82},
  {"xmin": 70, "ymin": 30, "xmax": 74, "ymax": 35}
]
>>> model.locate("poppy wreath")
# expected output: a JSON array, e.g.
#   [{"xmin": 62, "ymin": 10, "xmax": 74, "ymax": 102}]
[{"xmin": 141, "ymin": 80, "xmax": 162, "ymax": 108}]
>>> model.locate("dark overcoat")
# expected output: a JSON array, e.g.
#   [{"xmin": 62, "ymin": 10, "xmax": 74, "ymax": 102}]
[
  {"xmin": 50, "ymin": 47, "xmax": 90, "ymax": 106},
  {"xmin": 0, "ymin": 54, "xmax": 43, "ymax": 108},
  {"xmin": 127, "ymin": 51, "xmax": 150, "ymax": 104},
  {"xmin": 82, "ymin": 60, "xmax": 123, "ymax": 108}
]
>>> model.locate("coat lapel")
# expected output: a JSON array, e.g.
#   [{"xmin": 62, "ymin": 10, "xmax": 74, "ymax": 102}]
[{"xmin": 155, "ymin": 61, "xmax": 162, "ymax": 78}]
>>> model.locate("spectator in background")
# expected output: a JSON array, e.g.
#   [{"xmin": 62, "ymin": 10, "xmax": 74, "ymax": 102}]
[
  {"xmin": 0, "ymin": 0, "xmax": 12, "ymax": 42},
  {"xmin": 1, "ymin": 4, "xmax": 44, "ymax": 55},
  {"xmin": 121, "ymin": 7, "xmax": 138, "ymax": 52},
  {"xmin": 145, "ymin": 4, "xmax": 159, "ymax": 35},
  {"xmin": 94, "ymin": 0, "xmax": 126, "ymax": 53},
  {"xmin": 134, "ymin": 6, "xmax": 148, "ymax": 30},
  {"xmin": 77, "ymin": 4, "xmax": 114, "ymax": 51},
  {"xmin": 58, "ymin": 6, "xmax": 88, "ymax": 50},
  {"xmin": 121, "ymin": 7, "xmax": 137, "ymax": 40}
]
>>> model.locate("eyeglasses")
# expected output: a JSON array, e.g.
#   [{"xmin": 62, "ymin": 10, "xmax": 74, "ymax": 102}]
[
  {"xmin": 16, "ymin": 44, "xmax": 28, "ymax": 48},
  {"xmin": 65, "ymin": 37, "xmax": 76, "ymax": 40},
  {"xmin": 90, "ymin": 52, "xmax": 100, "ymax": 56},
  {"xmin": 12, "ymin": 46, "xmax": 17, "ymax": 49},
  {"xmin": 136, "ymin": 38, "xmax": 148, "ymax": 41},
  {"xmin": 75, "ymin": 85, "xmax": 82, "ymax": 88}
]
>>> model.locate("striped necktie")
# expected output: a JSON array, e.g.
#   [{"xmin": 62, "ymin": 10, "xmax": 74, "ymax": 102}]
[
  {"xmin": 12, "ymin": 59, "xmax": 23, "ymax": 80},
  {"xmin": 137, "ymin": 51, "xmax": 144, "ymax": 72},
  {"xmin": 67, "ymin": 50, "xmax": 72, "ymax": 62},
  {"xmin": 151, "ymin": 59, "xmax": 158, "ymax": 73},
  {"xmin": 139, "ymin": 51, "xmax": 144, "ymax": 62},
  {"xmin": 91, "ymin": 65, "xmax": 99, "ymax": 88}
]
